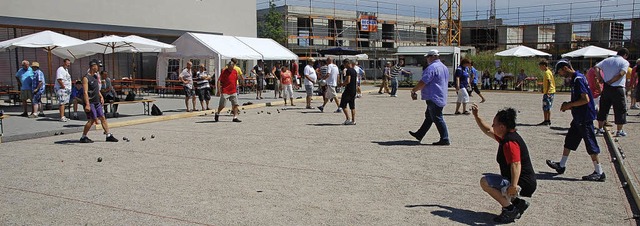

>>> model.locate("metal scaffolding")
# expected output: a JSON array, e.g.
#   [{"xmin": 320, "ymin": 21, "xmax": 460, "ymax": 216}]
[{"xmin": 438, "ymin": 0, "xmax": 461, "ymax": 46}]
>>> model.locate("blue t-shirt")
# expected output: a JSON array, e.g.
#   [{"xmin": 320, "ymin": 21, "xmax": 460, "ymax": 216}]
[
  {"xmin": 32, "ymin": 69, "xmax": 46, "ymax": 94},
  {"xmin": 420, "ymin": 59, "xmax": 449, "ymax": 107},
  {"xmin": 15, "ymin": 67, "xmax": 34, "ymax": 91},
  {"xmin": 570, "ymin": 71, "xmax": 597, "ymax": 122},
  {"xmin": 71, "ymin": 86, "xmax": 83, "ymax": 99},
  {"xmin": 470, "ymin": 66, "xmax": 478, "ymax": 83},
  {"xmin": 455, "ymin": 66, "xmax": 469, "ymax": 89}
]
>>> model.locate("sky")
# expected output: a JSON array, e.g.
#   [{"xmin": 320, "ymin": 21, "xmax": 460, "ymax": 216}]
[{"xmin": 258, "ymin": 0, "xmax": 640, "ymax": 25}]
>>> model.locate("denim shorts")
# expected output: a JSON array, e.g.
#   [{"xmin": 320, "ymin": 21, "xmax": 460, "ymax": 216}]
[
  {"xmin": 484, "ymin": 173, "xmax": 510, "ymax": 190},
  {"xmin": 542, "ymin": 94, "xmax": 554, "ymax": 111}
]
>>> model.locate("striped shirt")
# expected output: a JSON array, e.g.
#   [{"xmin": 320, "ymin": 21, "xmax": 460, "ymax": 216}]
[
  {"xmin": 320, "ymin": 65, "xmax": 329, "ymax": 79},
  {"xmin": 195, "ymin": 71, "xmax": 210, "ymax": 89},
  {"xmin": 391, "ymin": 65, "xmax": 402, "ymax": 77}
]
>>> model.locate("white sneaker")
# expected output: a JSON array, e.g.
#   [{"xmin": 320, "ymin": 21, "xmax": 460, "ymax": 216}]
[
  {"xmin": 595, "ymin": 128, "xmax": 605, "ymax": 136},
  {"xmin": 346, "ymin": 121, "xmax": 356, "ymax": 125},
  {"xmin": 343, "ymin": 119, "xmax": 351, "ymax": 125},
  {"xmin": 59, "ymin": 117, "xmax": 69, "ymax": 122},
  {"xmin": 334, "ymin": 108, "xmax": 342, "ymax": 113},
  {"xmin": 616, "ymin": 130, "xmax": 627, "ymax": 137}
]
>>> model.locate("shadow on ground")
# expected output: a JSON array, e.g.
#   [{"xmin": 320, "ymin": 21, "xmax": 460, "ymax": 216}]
[
  {"xmin": 54, "ymin": 139, "xmax": 82, "ymax": 145},
  {"xmin": 307, "ymin": 123, "xmax": 344, "ymax": 126},
  {"xmin": 516, "ymin": 123, "xmax": 541, "ymax": 127},
  {"xmin": 550, "ymin": 126, "xmax": 569, "ymax": 131},
  {"xmin": 372, "ymin": 140, "xmax": 424, "ymax": 146},
  {"xmin": 536, "ymin": 171, "xmax": 581, "ymax": 181},
  {"xmin": 63, "ymin": 124, "xmax": 84, "ymax": 128},
  {"xmin": 405, "ymin": 204, "xmax": 497, "ymax": 225}
]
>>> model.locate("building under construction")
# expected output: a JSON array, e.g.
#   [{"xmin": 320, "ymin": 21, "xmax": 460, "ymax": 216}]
[
  {"xmin": 257, "ymin": 4, "xmax": 441, "ymax": 62},
  {"xmin": 461, "ymin": 0, "xmax": 640, "ymax": 58}
]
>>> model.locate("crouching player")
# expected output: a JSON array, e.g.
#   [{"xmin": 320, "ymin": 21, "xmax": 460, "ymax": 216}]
[{"xmin": 471, "ymin": 104, "xmax": 537, "ymax": 223}]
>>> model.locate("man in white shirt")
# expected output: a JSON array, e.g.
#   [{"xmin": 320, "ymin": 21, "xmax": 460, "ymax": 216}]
[
  {"xmin": 594, "ymin": 48, "xmax": 630, "ymax": 137},
  {"xmin": 318, "ymin": 57, "xmax": 341, "ymax": 113},
  {"xmin": 354, "ymin": 61, "xmax": 365, "ymax": 98},
  {"xmin": 180, "ymin": 61, "xmax": 196, "ymax": 112},
  {"xmin": 55, "ymin": 59, "xmax": 72, "ymax": 122},
  {"xmin": 494, "ymin": 69, "xmax": 505, "ymax": 90},
  {"xmin": 303, "ymin": 58, "xmax": 317, "ymax": 109}
]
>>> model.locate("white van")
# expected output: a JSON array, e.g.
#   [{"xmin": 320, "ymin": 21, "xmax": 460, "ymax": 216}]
[{"xmin": 394, "ymin": 46, "xmax": 461, "ymax": 86}]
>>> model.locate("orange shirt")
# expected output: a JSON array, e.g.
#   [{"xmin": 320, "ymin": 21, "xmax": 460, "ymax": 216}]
[{"xmin": 281, "ymin": 71, "xmax": 293, "ymax": 85}]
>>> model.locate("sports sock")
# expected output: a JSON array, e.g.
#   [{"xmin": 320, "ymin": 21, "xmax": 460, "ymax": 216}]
[
  {"xmin": 594, "ymin": 161, "xmax": 603, "ymax": 174},
  {"xmin": 559, "ymin": 156, "xmax": 568, "ymax": 167},
  {"xmin": 106, "ymin": 133, "xmax": 112, "ymax": 137}
]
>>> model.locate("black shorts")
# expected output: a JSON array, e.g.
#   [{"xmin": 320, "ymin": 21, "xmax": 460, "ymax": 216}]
[
  {"xmin": 597, "ymin": 85, "xmax": 626, "ymax": 124},
  {"xmin": 197, "ymin": 88, "xmax": 211, "ymax": 101},
  {"xmin": 339, "ymin": 92, "xmax": 356, "ymax": 109},
  {"xmin": 104, "ymin": 95, "xmax": 120, "ymax": 103},
  {"xmin": 564, "ymin": 121, "xmax": 600, "ymax": 154},
  {"xmin": 470, "ymin": 83, "xmax": 481, "ymax": 94}
]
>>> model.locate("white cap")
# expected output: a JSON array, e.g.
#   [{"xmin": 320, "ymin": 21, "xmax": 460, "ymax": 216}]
[
  {"xmin": 425, "ymin": 49, "xmax": 439, "ymax": 56},
  {"xmin": 308, "ymin": 57, "xmax": 316, "ymax": 62}
]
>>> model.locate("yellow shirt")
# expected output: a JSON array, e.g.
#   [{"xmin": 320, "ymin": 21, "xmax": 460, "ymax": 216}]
[
  {"xmin": 234, "ymin": 65, "xmax": 243, "ymax": 85},
  {"xmin": 543, "ymin": 69, "xmax": 556, "ymax": 94}
]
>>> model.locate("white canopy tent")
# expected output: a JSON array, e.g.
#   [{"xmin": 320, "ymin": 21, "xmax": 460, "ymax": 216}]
[
  {"xmin": 235, "ymin": 36, "xmax": 298, "ymax": 60},
  {"xmin": 0, "ymin": 30, "xmax": 85, "ymax": 80},
  {"xmin": 561, "ymin": 45, "xmax": 616, "ymax": 58},
  {"xmin": 495, "ymin": 45, "xmax": 551, "ymax": 57},
  {"xmin": 156, "ymin": 32, "xmax": 298, "ymax": 86}
]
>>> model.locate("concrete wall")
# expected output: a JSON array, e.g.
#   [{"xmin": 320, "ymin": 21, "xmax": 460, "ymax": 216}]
[
  {"xmin": 591, "ymin": 21, "xmax": 610, "ymax": 48},
  {"xmin": 523, "ymin": 25, "xmax": 538, "ymax": 48},
  {"xmin": 0, "ymin": 0, "xmax": 257, "ymax": 37},
  {"xmin": 498, "ymin": 26, "xmax": 522, "ymax": 49},
  {"xmin": 555, "ymin": 23, "xmax": 573, "ymax": 51}
]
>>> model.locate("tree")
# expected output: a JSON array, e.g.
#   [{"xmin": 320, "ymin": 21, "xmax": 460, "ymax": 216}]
[{"xmin": 258, "ymin": 0, "xmax": 286, "ymax": 45}]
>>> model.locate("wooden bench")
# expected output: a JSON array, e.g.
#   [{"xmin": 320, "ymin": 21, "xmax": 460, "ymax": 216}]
[
  {"xmin": 104, "ymin": 99, "xmax": 156, "ymax": 117},
  {"xmin": 0, "ymin": 91, "xmax": 21, "ymax": 105},
  {"xmin": 155, "ymin": 86, "xmax": 183, "ymax": 98},
  {"xmin": 65, "ymin": 99, "xmax": 156, "ymax": 118}
]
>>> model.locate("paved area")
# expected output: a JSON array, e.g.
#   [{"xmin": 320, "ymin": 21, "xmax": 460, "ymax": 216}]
[
  {"xmin": 611, "ymin": 105, "xmax": 640, "ymax": 203},
  {"xmin": 0, "ymin": 88, "xmax": 322, "ymax": 142},
  {"xmin": 0, "ymin": 89, "xmax": 637, "ymax": 225}
]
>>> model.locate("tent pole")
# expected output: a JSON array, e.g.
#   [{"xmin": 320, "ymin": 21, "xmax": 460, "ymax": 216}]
[
  {"xmin": 47, "ymin": 48, "xmax": 53, "ymax": 104},
  {"xmin": 112, "ymin": 46, "xmax": 116, "ymax": 79}
]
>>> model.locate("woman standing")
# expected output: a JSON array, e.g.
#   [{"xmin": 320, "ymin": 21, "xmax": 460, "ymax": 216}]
[
  {"xmin": 280, "ymin": 65, "xmax": 295, "ymax": 106},
  {"xmin": 251, "ymin": 60, "xmax": 266, "ymax": 99}
]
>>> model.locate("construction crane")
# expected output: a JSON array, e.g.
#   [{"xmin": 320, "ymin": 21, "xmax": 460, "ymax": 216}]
[
  {"xmin": 490, "ymin": 0, "xmax": 496, "ymax": 19},
  {"xmin": 438, "ymin": 0, "xmax": 461, "ymax": 46}
]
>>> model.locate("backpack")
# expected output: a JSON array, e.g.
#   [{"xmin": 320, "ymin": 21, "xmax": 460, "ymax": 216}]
[
  {"xmin": 125, "ymin": 92, "xmax": 136, "ymax": 101},
  {"xmin": 151, "ymin": 104, "xmax": 163, "ymax": 116}
]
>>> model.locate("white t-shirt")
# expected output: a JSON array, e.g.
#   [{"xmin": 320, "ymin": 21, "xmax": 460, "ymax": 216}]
[
  {"xmin": 326, "ymin": 63, "xmax": 339, "ymax": 86},
  {"xmin": 181, "ymin": 68, "xmax": 193, "ymax": 89},
  {"xmin": 303, "ymin": 64, "xmax": 317, "ymax": 86},
  {"xmin": 354, "ymin": 65, "xmax": 364, "ymax": 82},
  {"xmin": 596, "ymin": 55, "xmax": 630, "ymax": 87},
  {"xmin": 55, "ymin": 66, "xmax": 71, "ymax": 90},
  {"xmin": 495, "ymin": 72, "xmax": 504, "ymax": 80}
]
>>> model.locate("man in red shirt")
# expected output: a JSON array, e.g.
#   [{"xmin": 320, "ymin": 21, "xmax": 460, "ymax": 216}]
[
  {"xmin": 215, "ymin": 61, "xmax": 242, "ymax": 122},
  {"xmin": 630, "ymin": 59, "xmax": 639, "ymax": 109},
  {"xmin": 586, "ymin": 65, "xmax": 604, "ymax": 111}
]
